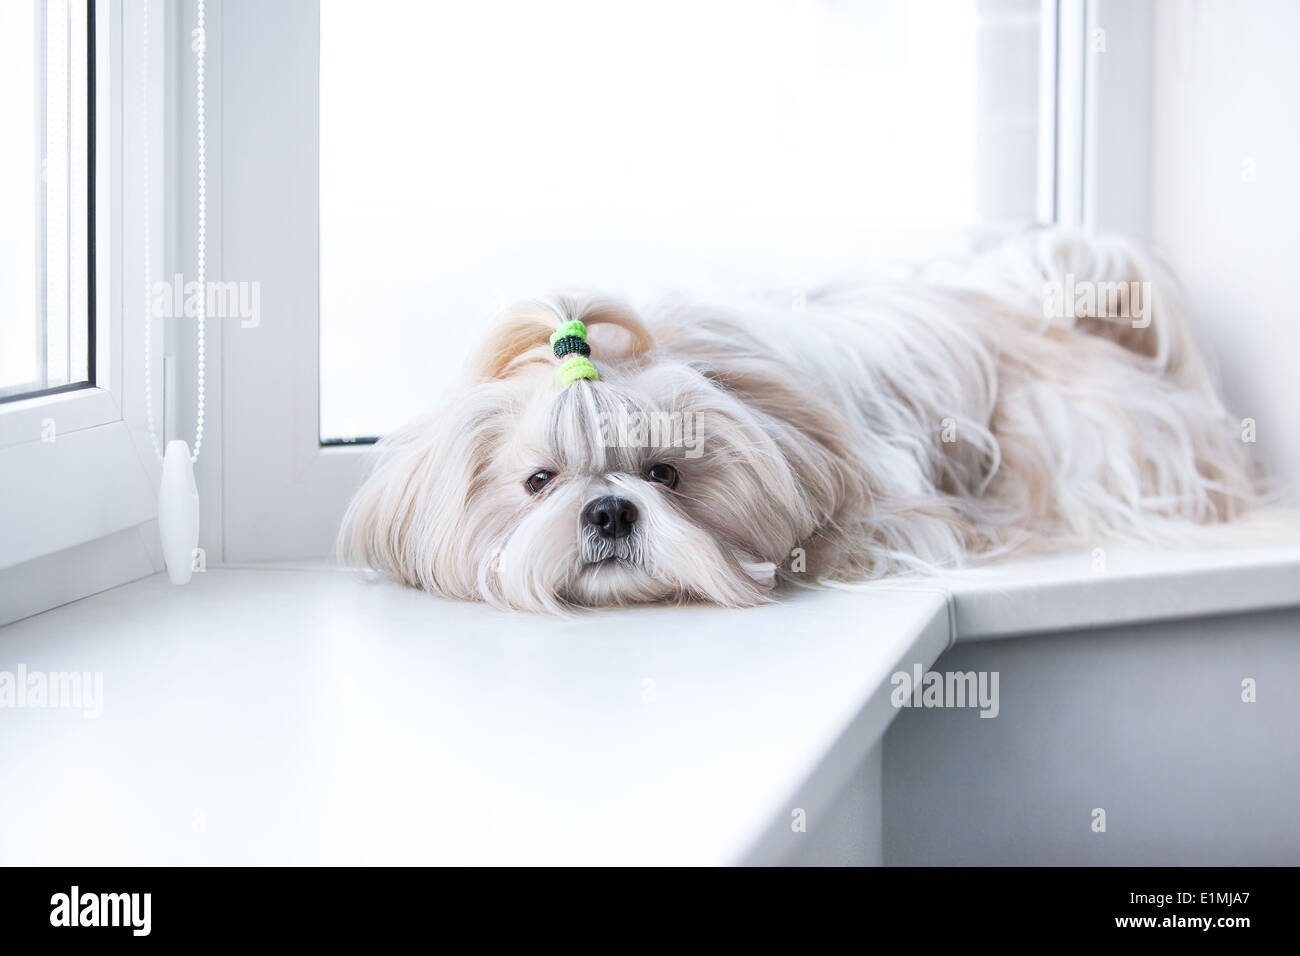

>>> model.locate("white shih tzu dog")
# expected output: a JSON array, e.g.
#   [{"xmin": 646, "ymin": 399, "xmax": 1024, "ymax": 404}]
[{"xmin": 340, "ymin": 230, "xmax": 1257, "ymax": 611}]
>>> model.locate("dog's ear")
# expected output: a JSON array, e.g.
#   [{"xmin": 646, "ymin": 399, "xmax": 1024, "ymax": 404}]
[
  {"xmin": 337, "ymin": 393, "xmax": 502, "ymax": 598},
  {"xmin": 469, "ymin": 303, "xmax": 556, "ymax": 381},
  {"xmin": 469, "ymin": 299, "xmax": 655, "ymax": 382}
]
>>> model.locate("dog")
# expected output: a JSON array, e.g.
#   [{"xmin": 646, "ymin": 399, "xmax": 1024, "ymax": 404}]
[{"xmin": 339, "ymin": 229, "xmax": 1257, "ymax": 611}]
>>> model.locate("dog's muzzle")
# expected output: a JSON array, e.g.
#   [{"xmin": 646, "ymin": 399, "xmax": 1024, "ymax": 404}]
[{"xmin": 582, "ymin": 495, "xmax": 638, "ymax": 540}]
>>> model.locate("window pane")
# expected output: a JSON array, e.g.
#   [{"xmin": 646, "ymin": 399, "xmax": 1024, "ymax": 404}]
[
  {"xmin": 320, "ymin": 0, "xmax": 1042, "ymax": 440},
  {"xmin": 0, "ymin": 0, "xmax": 92, "ymax": 402}
]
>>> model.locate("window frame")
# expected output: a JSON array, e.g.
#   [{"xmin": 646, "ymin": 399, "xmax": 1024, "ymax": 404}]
[
  {"xmin": 216, "ymin": 0, "xmax": 1153, "ymax": 564},
  {"xmin": 219, "ymin": 0, "xmax": 367, "ymax": 563},
  {"xmin": 0, "ymin": 0, "xmax": 160, "ymax": 595},
  {"xmin": 0, "ymin": 0, "xmax": 98, "ymax": 406},
  {"xmin": 0, "ymin": 0, "xmax": 105, "ymax": 435}
]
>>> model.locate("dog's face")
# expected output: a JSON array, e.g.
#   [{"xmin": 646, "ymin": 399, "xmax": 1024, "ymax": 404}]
[
  {"xmin": 477, "ymin": 364, "xmax": 794, "ymax": 609},
  {"xmin": 340, "ymin": 302, "xmax": 837, "ymax": 611}
]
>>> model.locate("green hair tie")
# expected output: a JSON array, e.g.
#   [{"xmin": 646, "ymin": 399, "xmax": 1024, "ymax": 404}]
[
  {"xmin": 551, "ymin": 320, "xmax": 598, "ymax": 385},
  {"xmin": 557, "ymin": 355, "xmax": 599, "ymax": 386},
  {"xmin": 549, "ymin": 320, "xmax": 587, "ymax": 348}
]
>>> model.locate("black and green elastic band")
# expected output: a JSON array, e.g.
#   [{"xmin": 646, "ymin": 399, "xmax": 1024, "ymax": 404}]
[{"xmin": 549, "ymin": 320, "xmax": 599, "ymax": 386}]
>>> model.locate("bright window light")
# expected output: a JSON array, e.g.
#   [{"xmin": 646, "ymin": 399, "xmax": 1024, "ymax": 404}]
[
  {"xmin": 0, "ymin": 0, "xmax": 92, "ymax": 402},
  {"xmin": 320, "ymin": 0, "xmax": 1041, "ymax": 439}
]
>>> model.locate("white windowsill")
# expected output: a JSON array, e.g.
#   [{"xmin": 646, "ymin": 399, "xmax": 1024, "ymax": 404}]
[
  {"xmin": 0, "ymin": 568, "xmax": 951, "ymax": 865},
  {"xmin": 945, "ymin": 508, "xmax": 1300, "ymax": 640},
  {"xmin": 1, "ymin": 512, "xmax": 1298, "ymax": 865}
]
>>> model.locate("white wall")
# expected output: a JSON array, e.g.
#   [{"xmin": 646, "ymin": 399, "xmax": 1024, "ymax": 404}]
[
  {"xmin": 885, "ymin": 607, "xmax": 1300, "ymax": 864},
  {"xmin": 1150, "ymin": 0, "xmax": 1300, "ymax": 489}
]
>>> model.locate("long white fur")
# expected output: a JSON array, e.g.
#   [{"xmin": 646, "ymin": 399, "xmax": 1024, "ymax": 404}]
[{"xmin": 339, "ymin": 229, "xmax": 1258, "ymax": 611}]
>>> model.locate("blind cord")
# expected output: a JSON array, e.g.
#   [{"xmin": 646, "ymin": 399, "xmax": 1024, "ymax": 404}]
[{"xmin": 141, "ymin": 0, "xmax": 205, "ymax": 465}]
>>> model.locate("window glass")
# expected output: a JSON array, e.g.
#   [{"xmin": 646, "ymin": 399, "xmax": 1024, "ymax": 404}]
[
  {"xmin": 0, "ymin": 0, "xmax": 92, "ymax": 402},
  {"xmin": 320, "ymin": 0, "xmax": 1042, "ymax": 440}
]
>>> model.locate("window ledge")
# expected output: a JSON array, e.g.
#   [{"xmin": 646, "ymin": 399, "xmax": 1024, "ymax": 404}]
[
  {"xmin": 945, "ymin": 508, "xmax": 1300, "ymax": 641},
  {"xmin": 0, "ymin": 568, "xmax": 950, "ymax": 865},
  {"xmin": 2, "ymin": 513, "xmax": 1297, "ymax": 864}
]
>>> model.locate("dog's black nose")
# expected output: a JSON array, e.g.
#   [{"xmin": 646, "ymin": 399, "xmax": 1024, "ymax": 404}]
[{"xmin": 583, "ymin": 496, "xmax": 638, "ymax": 539}]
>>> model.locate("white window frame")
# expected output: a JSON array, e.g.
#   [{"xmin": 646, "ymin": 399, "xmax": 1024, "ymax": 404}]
[
  {"xmin": 215, "ymin": 0, "xmax": 1154, "ymax": 565},
  {"xmin": 1045, "ymin": 0, "xmax": 1154, "ymax": 235},
  {"xmin": 0, "ymin": 0, "xmax": 160, "ymax": 569},
  {"xmin": 218, "ymin": 0, "xmax": 366, "ymax": 563},
  {"xmin": 0, "ymin": 0, "xmax": 177, "ymax": 623}
]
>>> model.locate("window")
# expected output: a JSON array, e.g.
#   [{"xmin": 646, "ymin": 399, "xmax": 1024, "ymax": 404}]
[
  {"xmin": 318, "ymin": 0, "xmax": 1045, "ymax": 441},
  {"xmin": 221, "ymin": 0, "xmax": 1078, "ymax": 562},
  {"xmin": 0, "ymin": 0, "xmax": 160, "ymax": 614},
  {"xmin": 0, "ymin": 0, "xmax": 94, "ymax": 403}
]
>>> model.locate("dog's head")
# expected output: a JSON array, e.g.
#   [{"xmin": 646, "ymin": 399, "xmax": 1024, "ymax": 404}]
[{"xmin": 339, "ymin": 299, "xmax": 852, "ymax": 611}]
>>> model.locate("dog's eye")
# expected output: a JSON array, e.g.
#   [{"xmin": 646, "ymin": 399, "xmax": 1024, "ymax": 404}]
[
  {"xmin": 646, "ymin": 463, "xmax": 679, "ymax": 488},
  {"xmin": 524, "ymin": 470, "xmax": 554, "ymax": 495}
]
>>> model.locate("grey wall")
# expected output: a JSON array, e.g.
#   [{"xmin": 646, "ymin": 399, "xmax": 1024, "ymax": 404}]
[
  {"xmin": 784, "ymin": 744, "xmax": 883, "ymax": 867},
  {"xmin": 883, "ymin": 607, "xmax": 1300, "ymax": 865}
]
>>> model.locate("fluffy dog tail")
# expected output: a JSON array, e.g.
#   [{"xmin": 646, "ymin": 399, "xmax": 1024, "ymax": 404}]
[
  {"xmin": 953, "ymin": 228, "xmax": 1214, "ymax": 386},
  {"xmin": 947, "ymin": 228, "xmax": 1264, "ymax": 537}
]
